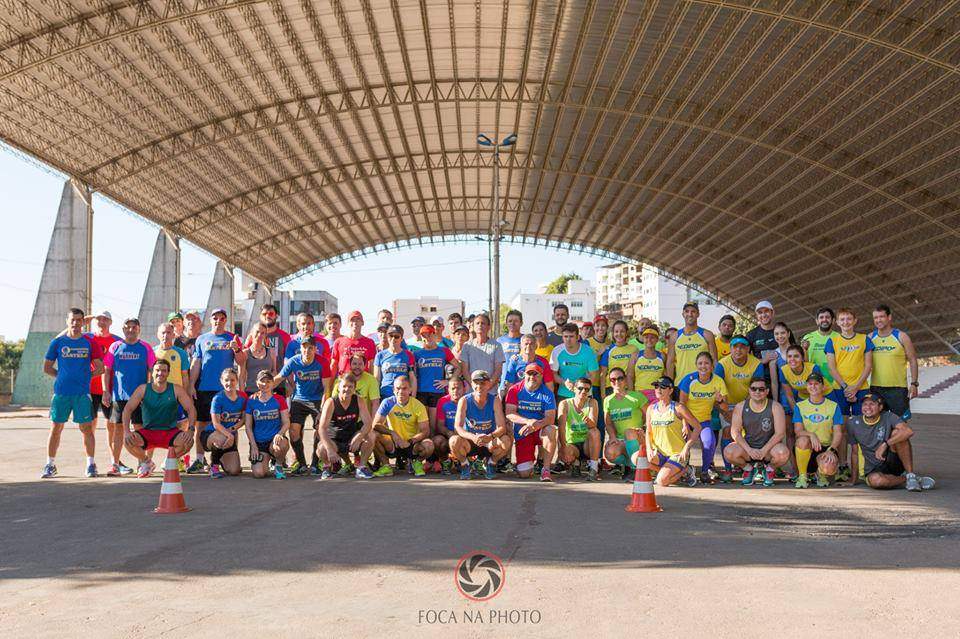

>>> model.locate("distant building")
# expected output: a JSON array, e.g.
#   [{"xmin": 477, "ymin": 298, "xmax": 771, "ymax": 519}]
[
  {"xmin": 235, "ymin": 278, "xmax": 338, "ymax": 336},
  {"xmin": 393, "ymin": 297, "xmax": 465, "ymax": 329},
  {"xmin": 509, "ymin": 279, "xmax": 596, "ymax": 328}
]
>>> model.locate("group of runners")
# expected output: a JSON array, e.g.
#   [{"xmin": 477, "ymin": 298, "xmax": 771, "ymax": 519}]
[{"xmin": 39, "ymin": 297, "xmax": 935, "ymax": 492}]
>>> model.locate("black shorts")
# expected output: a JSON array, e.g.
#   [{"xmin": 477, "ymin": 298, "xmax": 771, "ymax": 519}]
[
  {"xmin": 870, "ymin": 386, "xmax": 911, "ymax": 420},
  {"xmin": 90, "ymin": 394, "xmax": 110, "ymax": 420},
  {"xmin": 200, "ymin": 429, "xmax": 238, "ymax": 453},
  {"xmin": 868, "ymin": 451, "xmax": 905, "ymax": 478},
  {"xmin": 416, "ymin": 392, "xmax": 443, "ymax": 408},
  {"xmin": 109, "ymin": 399, "xmax": 142, "ymax": 425},
  {"xmin": 803, "ymin": 446, "xmax": 836, "ymax": 474},
  {"xmin": 335, "ymin": 438, "xmax": 354, "ymax": 455},
  {"xmin": 290, "ymin": 399, "xmax": 323, "ymax": 426},
  {"xmin": 195, "ymin": 390, "xmax": 218, "ymax": 422},
  {"xmin": 254, "ymin": 439, "xmax": 281, "ymax": 460},
  {"xmin": 466, "ymin": 442, "xmax": 492, "ymax": 459},
  {"xmin": 568, "ymin": 441, "xmax": 588, "ymax": 459}
]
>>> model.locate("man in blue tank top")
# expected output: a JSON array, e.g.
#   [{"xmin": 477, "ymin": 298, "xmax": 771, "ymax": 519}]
[{"xmin": 449, "ymin": 370, "xmax": 510, "ymax": 480}]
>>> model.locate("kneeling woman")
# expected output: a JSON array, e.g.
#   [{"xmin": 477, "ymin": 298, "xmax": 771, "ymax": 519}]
[
  {"xmin": 645, "ymin": 376, "xmax": 700, "ymax": 487},
  {"xmin": 243, "ymin": 370, "xmax": 291, "ymax": 479},
  {"xmin": 202, "ymin": 369, "xmax": 246, "ymax": 478}
]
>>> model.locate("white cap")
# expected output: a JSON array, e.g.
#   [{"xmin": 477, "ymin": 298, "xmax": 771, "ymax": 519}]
[
  {"xmin": 755, "ymin": 300, "xmax": 774, "ymax": 312},
  {"xmin": 95, "ymin": 310, "xmax": 112, "ymax": 320},
  {"xmin": 430, "ymin": 315, "xmax": 444, "ymax": 324}
]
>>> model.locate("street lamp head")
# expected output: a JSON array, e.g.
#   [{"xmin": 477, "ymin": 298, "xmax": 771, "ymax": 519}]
[
  {"xmin": 501, "ymin": 133, "xmax": 518, "ymax": 146},
  {"xmin": 477, "ymin": 134, "xmax": 493, "ymax": 146}
]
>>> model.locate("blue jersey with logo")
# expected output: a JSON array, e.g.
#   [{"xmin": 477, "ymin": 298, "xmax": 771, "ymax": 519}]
[
  {"xmin": 374, "ymin": 349, "xmax": 415, "ymax": 396},
  {"xmin": 463, "ymin": 393, "xmax": 496, "ymax": 434},
  {"xmin": 414, "ymin": 346, "xmax": 452, "ymax": 393},
  {"xmin": 245, "ymin": 394, "xmax": 287, "ymax": 441},
  {"xmin": 437, "ymin": 394, "xmax": 458, "ymax": 431},
  {"xmin": 45, "ymin": 335, "xmax": 98, "ymax": 395},
  {"xmin": 504, "ymin": 382, "xmax": 556, "ymax": 439},
  {"xmin": 497, "ymin": 335, "xmax": 522, "ymax": 360},
  {"xmin": 279, "ymin": 354, "xmax": 326, "ymax": 401},
  {"xmin": 207, "ymin": 391, "xmax": 247, "ymax": 433},
  {"xmin": 105, "ymin": 340, "xmax": 154, "ymax": 400},
  {"xmin": 194, "ymin": 332, "xmax": 238, "ymax": 391}
]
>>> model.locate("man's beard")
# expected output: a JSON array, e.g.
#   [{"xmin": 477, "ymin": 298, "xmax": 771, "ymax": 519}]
[
  {"xmin": 819, "ymin": 321, "xmax": 832, "ymax": 331},
  {"xmin": 263, "ymin": 319, "xmax": 277, "ymax": 328}
]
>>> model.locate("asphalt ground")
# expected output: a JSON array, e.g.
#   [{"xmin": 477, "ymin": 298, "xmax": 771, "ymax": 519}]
[{"xmin": 1, "ymin": 413, "xmax": 958, "ymax": 638}]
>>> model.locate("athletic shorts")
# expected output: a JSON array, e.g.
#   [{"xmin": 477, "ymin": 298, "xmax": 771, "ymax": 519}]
[
  {"xmin": 135, "ymin": 428, "xmax": 180, "ymax": 450},
  {"xmin": 867, "ymin": 451, "xmax": 905, "ymax": 478},
  {"xmin": 109, "ymin": 399, "xmax": 142, "ymax": 425},
  {"xmin": 466, "ymin": 441, "xmax": 493, "ymax": 459},
  {"xmin": 290, "ymin": 399, "xmax": 323, "ymax": 425},
  {"xmin": 415, "ymin": 391, "xmax": 443, "ymax": 408},
  {"xmin": 200, "ymin": 429, "xmax": 238, "ymax": 453},
  {"xmin": 90, "ymin": 394, "xmax": 110, "ymax": 420},
  {"xmin": 335, "ymin": 438, "xmax": 355, "ymax": 455},
  {"xmin": 254, "ymin": 440, "xmax": 280, "ymax": 460},
  {"xmin": 836, "ymin": 388, "xmax": 867, "ymax": 416},
  {"xmin": 515, "ymin": 433, "xmax": 539, "ymax": 466},
  {"xmin": 870, "ymin": 386, "xmax": 911, "ymax": 420},
  {"xmin": 50, "ymin": 394, "xmax": 92, "ymax": 424},
  {"xmin": 195, "ymin": 390, "xmax": 218, "ymax": 422},
  {"xmin": 653, "ymin": 450, "xmax": 685, "ymax": 470}
]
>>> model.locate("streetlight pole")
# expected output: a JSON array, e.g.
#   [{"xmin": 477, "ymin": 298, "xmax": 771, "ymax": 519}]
[{"xmin": 477, "ymin": 133, "xmax": 516, "ymax": 339}]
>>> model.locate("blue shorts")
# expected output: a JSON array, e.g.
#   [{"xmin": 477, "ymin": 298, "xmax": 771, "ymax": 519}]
[
  {"xmin": 834, "ymin": 389, "xmax": 866, "ymax": 416},
  {"xmin": 654, "ymin": 450, "xmax": 685, "ymax": 470},
  {"xmin": 50, "ymin": 394, "xmax": 93, "ymax": 424}
]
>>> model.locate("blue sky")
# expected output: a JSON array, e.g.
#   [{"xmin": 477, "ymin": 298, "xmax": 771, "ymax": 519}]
[{"xmin": 0, "ymin": 145, "xmax": 615, "ymax": 340}]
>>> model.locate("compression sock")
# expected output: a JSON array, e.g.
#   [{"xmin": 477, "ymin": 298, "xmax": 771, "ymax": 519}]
[
  {"xmin": 700, "ymin": 428, "xmax": 717, "ymax": 472},
  {"xmin": 720, "ymin": 437, "xmax": 734, "ymax": 470},
  {"xmin": 795, "ymin": 447, "xmax": 811, "ymax": 478},
  {"xmin": 624, "ymin": 439, "xmax": 641, "ymax": 468},
  {"xmin": 291, "ymin": 438, "xmax": 307, "ymax": 467}
]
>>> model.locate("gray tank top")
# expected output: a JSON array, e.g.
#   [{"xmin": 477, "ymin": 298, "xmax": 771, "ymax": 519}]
[
  {"xmin": 244, "ymin": 348, "xmax": 274, "ymax": 393},
  {"xmin": 742, "ymin": 399, "xmax": 775, "ymax": 449}
]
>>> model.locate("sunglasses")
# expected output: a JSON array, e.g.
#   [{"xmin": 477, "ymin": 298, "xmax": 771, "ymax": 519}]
[
  {"xmin": 609, "ymin": 376, "xmax": 626, "ymax": 382},
  {"xmin": 749, "ymin": 386, "xmax": 767, "ymax": 392},
  {"xmin": 525, "ymin": 371, "xmax": 541, "ymax": 377},
  {"xmin": 653, "ymin": 384, "xmax": 672, "ymax": 389},
  {"xmin": 389, "ymin": 334, "xmax": 402, "ymax": 338},
  {"xmin": 575, "ymin": 386, "xmax": 591, "ymax": 392}
]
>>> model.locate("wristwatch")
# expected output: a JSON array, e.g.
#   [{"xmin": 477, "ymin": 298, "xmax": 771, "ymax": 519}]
[{"xmin": 911, "ymin": 381, "xmax": 919, "ymax": 387}]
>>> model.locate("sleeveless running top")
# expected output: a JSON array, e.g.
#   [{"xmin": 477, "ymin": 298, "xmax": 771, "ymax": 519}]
[
  {"xmin": 647, "ymin": 401, "xmax": 686, "ymax": 457},
  {"xmin": 741, "ymin": 399, "xmax": 775, "ymax": 449},
  {"xmin": 243, "ymin": 348, "xmax": 274, "ymax": 393},
  {"xmin": 464, "ymin": 393, "xmax": 495, "ymax": 434},
  {"xmin": 870, "ymin": 329, "xmax": 907, "ymax": 387},
  {"xmin": 674, "ymin": 327, "xmax": 709, "ymax": 380},
  {"xmin": 561, "ymin": 398, "xmax": 589, "ymax": 444},
  {"xmin": 330, "ymin": 394, "xmax": 361, "ymax": 440},
  {"xmin": 142, "ymin": 383, "xmax": 178, "ymax": 430}
]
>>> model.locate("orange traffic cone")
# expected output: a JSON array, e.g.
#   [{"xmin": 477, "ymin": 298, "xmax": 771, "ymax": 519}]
[
  {"xmin": 625, "ymin": 439, "xmax": 662, "ymax": 513},
  {"xmin": 154, "ymin": 447, "xmax": 191, "ymax": 514}
]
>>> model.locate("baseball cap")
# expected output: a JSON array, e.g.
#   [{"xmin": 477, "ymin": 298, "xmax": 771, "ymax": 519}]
[
  {"xmin": 755, "ymin": 300, "xmax": 774, "ymax": 312},
  {"xmin": 470, "ymin": 369, "xmax": 491, "ymax": 382},
  {"xmin": 123, "ymin": 317, "xmax": 140, "ymax": 325},
  {"xmin": 593, "ymin": 315, "xmax": 608, "ymax": 324},
  {"xmin": 183, "ymin": 310, "xmax": 201, "ymax": 320},
  {"xmin": 581, "ymin": 321, "xmax": 593, "ymax": 328},
  {"xmin": 377, "ymin": 322, "xmax": 390, "ymax": 331},
  {"xmin": 861, "ymin": 391, "xmax": 884, "ymax": 406},
  {"xmin": 730, "ymin": 336, "xmax": 750, "ymax": 347},
  {"xmin": 453, "ymin": 325, "xmax": 469, "ymax": 334},
  {"xmin": 806, "ymin": 371, "xmax": 825, "ymax": 384},
  {"xmin": 641, "ymin": 327, "xmax": 660, "ymax": 337},
  {"xmin": 524, "ymin": 363, "xmax": 543, "ymax": 375},
  {"xmin": 419, "ymin": 325, "xmax": 436, "ymax": 336},
  {"xmin": 211, "ymin": 307, "xmax": 227, "ymax": 317},
  {"xmin": 256, "ymin": 370, "xmax": 274, "ymax": 382},
  {"xmin": 651, "ymin": 376, "xmax": 674, "ymax": 388},
  {"xmin": 95, "ymin": 310, "xmax": 112, "ymax": 320},
  {"xmin": 165, "ymin": 311, "xmax": 181, "ymax": 321},
  {"xmin": 387, "ymin": 324, "xmax": 404, "ymax": 335},
  {"xmin": 411, "ymin": 316, "xmax": 426, "ymax": 324},
  {"xmin": 430, "ymin": 315, "xmax": 444, "ymax": 324},
  {"xmin": 348, "ymin": 310, "xmax": 363, "ymax": 322},
  {"xmin": 682, "ymin": 301, "xmax": 699, "ymax": 311}
]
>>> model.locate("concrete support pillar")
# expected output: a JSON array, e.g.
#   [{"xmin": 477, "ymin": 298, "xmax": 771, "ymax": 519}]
[
  {"xmin": 14, "ymin": 180, "xmax": 92, "ymax": 406},
  {"xmin": 137, "ymin": 229, "xmax": 180, "ymax": 338},
  {"xmin": 203, "ymin": 261, "xmax": 235, "ymax": 329}
]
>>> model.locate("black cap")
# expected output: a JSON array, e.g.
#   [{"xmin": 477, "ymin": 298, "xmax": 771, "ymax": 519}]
[
  {"xmin": 806, "ymin": 371, "xmax": 825, "ymax": 384},
  {"xmin": 377, "ymin": 322, "xmax": 390, "ymax": 331},
  {"xmin": 651, "ymin": 375, "xmax": 674, "ymax": 389},
  {"xmin": 411, "ymin": 316, "xmax": 426, "ymax": 324},
  {"xmin": 387, "ymin": 324, "xmax": 404, "ymax": 335},
  {"xmin": 861, "ymin": 392, "xmax": 884, "ymax": 406}
]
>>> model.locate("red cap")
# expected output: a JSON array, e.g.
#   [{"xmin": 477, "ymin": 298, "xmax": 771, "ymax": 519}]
[
  {"xmin": 593, "ymin": 314, "xmax": 608, "ymax": 324},
  {"xmin": 581, "ymin": 321, "xmax": 593, "ymax": 328},
  {"xmin": 419, "ymin": 325, "xmax": 435, "ymax": 336},
  {"xmin": 348, "ymin": 310, "xmax": 363, "ymax": 322},
  {"xmin": 524, "ymin": 363, "xmax": 543, "ymax": 375}
]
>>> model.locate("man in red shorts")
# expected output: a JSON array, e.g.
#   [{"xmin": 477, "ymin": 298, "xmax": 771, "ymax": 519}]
[{"xmin": 505, "ymin": 363, "xmax": 558, "ymax": 481}]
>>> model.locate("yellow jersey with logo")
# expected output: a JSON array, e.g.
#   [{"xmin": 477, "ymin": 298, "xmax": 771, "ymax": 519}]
[
  {"xmin": 598, "ymin": 343, "xmax": 639, "ymax": 391},
  {"xmin": 678, "ymin": 372, "xmax": 727, "ymax": 423},
  {"xmin": 154, "ymin": 345, "xmax": 189, "ymax": 387},
  {"xmin": 714, "ymin": 354, "xmax": 763, "ymax": 405},
  {"xmin": 715, "ymin": 337, "xmax": 731, "ymax": 361},
  {"xmin": 535, "ymin": 345, "xmax": 554, "ymax": 361},
  {"xmin": 376, "ymin": 396, "xmax": 427, "ymax": 439},
  {"xmin": 792, "ymin": 397, "xmax": 842, "ymax": 445},
  {"xmin": 779, "ymin": 362, "xmax": 833, "ymax": 401},
  {"xmin": 633, "ymin": 351, "xmax": 666, "ymax": 391},
  {"xmin": 588, "ymin": 336, "xmax": 612, "ymax": 357},
  {"xmin": 647, "ymin": 401, "xmax": 687, "ymax": 457},
  {"xmin": 870, "ymin": 329, "xmax": 907, "ymax": 387},
  {"xmin": 825, "ymin": 333, "xmax": 875, "ymax": 386},
  {"xmin": 673, "ymin": 327, "xmax": 710, "ymax": 380}
]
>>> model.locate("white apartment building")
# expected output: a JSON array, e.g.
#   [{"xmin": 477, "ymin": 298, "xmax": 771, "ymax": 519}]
[
  {"xmin": 595, "ymin": 263, "xmax": 642, "ymax": 312},
  {"xmin": 393, "ymin": 297, "xmax": 465, "ymax": 328},
  {"xmin": 509, "ymin": 279, "xmax": 596, "ymax": 328}
]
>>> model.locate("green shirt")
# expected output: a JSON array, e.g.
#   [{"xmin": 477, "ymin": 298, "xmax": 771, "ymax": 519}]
[
  {"xmin": 333, "ymin": 372, "xmax": 381, "ymax": 402},
  {"xmin": 142, "ymin": 383, "xmax": 178, "ymax": 430},
  {"xmin": 802, "ymin": 330, "xmax": 840, "ymax": 385},
  {"xmin": 561, "ymin": 398, "xmax": 590, "ymax": 444},
  {"xmin": 603, "ymin": 391, "xmax": 648, "ymax": 437}
]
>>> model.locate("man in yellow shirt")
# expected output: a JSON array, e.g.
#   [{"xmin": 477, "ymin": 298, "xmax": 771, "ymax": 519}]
[{"xmin": 372, "ymin": 376, "xmax": 432, "ymax": 477}]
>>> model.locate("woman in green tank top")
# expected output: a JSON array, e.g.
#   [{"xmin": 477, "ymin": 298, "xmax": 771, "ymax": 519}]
[{"xmin": 557, "ymin": 379, "xmax": 600, "ymax": 480}]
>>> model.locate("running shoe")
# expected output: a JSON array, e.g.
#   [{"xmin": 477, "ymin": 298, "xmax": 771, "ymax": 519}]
[
  {"xmin": 786, "ymin": 474, "xmax": 799, "ymax": 483},
  {"xmin": 337, "ymin": 462, "xmax": 355, "ymax": 477},
  {"xmin": 484, "ymin": 461, "xmax": 496, "ymax": 480},
  {"xmin": 117, "ymin": 462, "xmax": 134, "ymax": 475},
  {"xmin": 433, "ymin": 461, "xmax": 443, "ymax": 473},
  {"xmin": 106, "ymin": 463, "xmax": 122, "ymax": 477},
  {"xmin": 355, "ymin": 466, "xmax": 373, "ymax": 479},
  {"xmin": 412, "ymin": 460, "xmax": 426, "ymax": 477},
  {"xmin": 716, "ymin": 468, "xmax": 733, "ymax": 483},
  {"xmin": 680, "ymin": 466, "xmax": 696, "ymax": 487},
  {"xmin": 373, "ymin": 464, "xmax": 394, "ymax": 477},
  {"xmin": 763, "ymin": 465, "xmax": 775, "ymax": 487},
  {"xmin": 624, "ymin": 468, "xmax": 635, "ymax": 482},
  {"xmin": 571, "ymin": 462, "xmax": 582, "ymax": 478},
  {"xmin": 794, "ymin": 474, "xmax": 809, "ymax": 489},
  {"xmin": 441, "ymin": 460, "xmax": 452, "ymax": 475},
  {"xmin": 836, "ymin": 464, "xmax": 851, "ymax": 482},
  {"xmin": 495, "ymin": 458, "xmax": 509, "ymax": 473},
  {"xmin": 310, "ymin": 462, "xmax": 321, "ymax": 476},
  {"xmin": 459, "ymin": 464, "xmax": 471, "ymax": 480},
  {"xmin": 920, "ymin": 476, "xmax": 936, "ymax": 490},
  {"xmin": 186, "ymin": 458, "xmax": 206, "ymax": 474},
  {"xmin": 816, "ymin": 473, "xmax": 830, "ymax": 488},
  {"xmin": 137, "ymin": 460, "xmax": 155, "ymax": 478},
  {"xmin": 472, "ymin": 458, "xmax": 486, "ymax": 475},
  {"xmin": 700, "ymin": 469, "xmax": 715, "ymax": 485},
  {"xmin": 290, "ymin": 462, "xmax": 310, "ymax": 477},
  {"xmin": 740, "ymin": 466, "xmax": 755, "ymax": 486},
  {"xmin": 551, "ymin": 461, "xmax": 567, "ymax": 474},
  {"xmin": 273, "ymin": 464, "xmax": 286, "ymax": 480},
  {"xmin": 209, "ymin": 464, "xmax": 225, "ymax": 479},
  {"xmin": 177, "ymin": 458, "xmax": 186, "ymax": 473},
  {"xmin": 533, "ymin": 460, "xmax": 544, "ymax": 475},
  {"xmin": 40, "ymin": 463, "xmax": 57, "ymax": 479},
  {"xmin": 610, "ymin": 464, "xmax": 625, "ymax": 478},
  {"xmin": 587, "ymin": 466, "xmax": 599, "ymax": 482},
  {"xmin": 84, "ymin": 462, "xmax": 98, "ymax": 478},
  {"xmin": 540, "ymin": 468, "xmax": 553, "ymax": 483},
  {"xmin": 905, "ymin": 473, "xmax": 921, "ymax": 492},
  {"xmin": 501, "ymin": 462, "xmax": 516, "ymax": 474},
  {"xmin": 320, "ymin": 468, "xmax": 333, "ymax": 480}
]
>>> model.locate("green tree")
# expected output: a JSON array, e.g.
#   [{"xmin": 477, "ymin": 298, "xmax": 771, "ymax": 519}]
[
  {"xmin": 0, "ymin": 339, "xmax": 24, "ymax": 371},
  {"xmin": 498, "ymin": 304, "xmax": 512, "ymax": 334},
  {"xmin": 544, "ymin": 272, "xmax": 582, "ymax": 294}
]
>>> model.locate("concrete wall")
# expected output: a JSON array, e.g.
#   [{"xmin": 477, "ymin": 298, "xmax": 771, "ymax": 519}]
[
  {"xmin": 203, "ymin": 261, "xmax": 234, "ymax": 329},
  {"xmin": 137, "ymin": 230, "xmax": 179, "ymax": 339},
  {"xmin": 14, "ymin": 181, "xmax": 91, "ymax": 406}
]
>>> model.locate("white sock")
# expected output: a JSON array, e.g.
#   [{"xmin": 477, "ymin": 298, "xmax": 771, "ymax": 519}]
[
  {"xmin": 47, "ymin": 457, "xmax": 55, "ymax": 465},
  {"xmin": 86, "ymin": 456, "xmax": 95, "ymax": 466},
  {"xmin": 588, "ymin": 460, "xmax": 598, "ymax": 471}
]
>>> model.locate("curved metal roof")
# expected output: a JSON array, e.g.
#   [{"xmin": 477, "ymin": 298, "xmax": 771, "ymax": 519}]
[{"xmin": 1, "ymin": 1, "xmax": 959, "ymax": 354}]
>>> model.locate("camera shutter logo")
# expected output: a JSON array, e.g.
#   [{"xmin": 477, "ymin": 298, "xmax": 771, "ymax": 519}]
[{"xmin": 455, "ymin": 551, "xmax": 505, "ymax": 601}]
